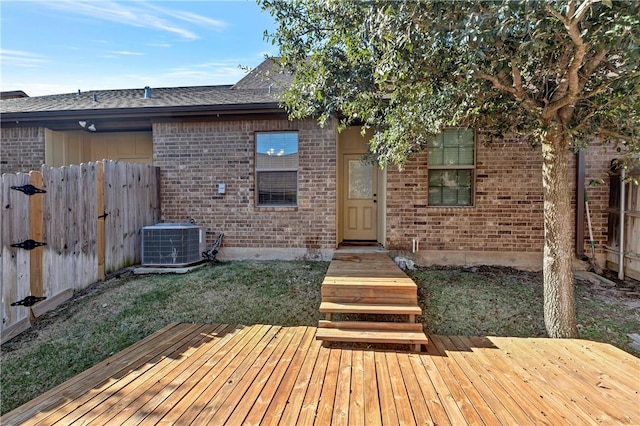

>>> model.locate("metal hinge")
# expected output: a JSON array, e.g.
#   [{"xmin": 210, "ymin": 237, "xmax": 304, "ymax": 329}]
[
  {"xmin": 11, "ymin": 239, "xmax": 47, "ymax": 251},
  {"xmin": 11, "ymin": 296, "xmax": 46, "ymax": 307},
  {"xmin": 98, "ymin": 211, "xmax": 109, "ymax": 220},
  {"xmin": 10, "ymin": 184, "xmax": 46, "ymax": 196}
]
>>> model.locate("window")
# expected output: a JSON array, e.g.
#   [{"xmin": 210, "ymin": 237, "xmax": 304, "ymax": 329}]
[
  {"xmin": 427, "ymin": 129, "xmax": 475, "ymax": 206},
  {"xmin": 256, "ymin": 132, "xmax": 298, "ymax": 206}
]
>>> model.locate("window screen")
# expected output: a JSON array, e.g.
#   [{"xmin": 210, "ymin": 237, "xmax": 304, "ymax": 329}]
[
  {"xmin": 256, "ymin": 132, "xmax": 298, "ymax": 206},
  {"xmin": 427, "ymin": 129, "xmax": 475, "ymax": 206}
]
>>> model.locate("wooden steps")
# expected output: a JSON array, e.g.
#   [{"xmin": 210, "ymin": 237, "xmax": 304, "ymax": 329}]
[{"xmin": 317, "ymin": 252, "xmax": 427, "ymax": 352}]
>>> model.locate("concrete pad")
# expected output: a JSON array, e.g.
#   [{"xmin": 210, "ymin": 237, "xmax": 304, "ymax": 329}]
[{"xmin": 134, "ymin": 263, "xmax": 206, "ymax": 275}]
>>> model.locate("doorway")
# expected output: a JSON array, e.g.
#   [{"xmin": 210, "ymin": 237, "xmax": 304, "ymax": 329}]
[
  {"xmin": 343, "ymin": 154, "xmax": 377, "ymax": 240},
  {"xmin": 337, "ymin": 127, "xmax": 385, "ymax": 245}
]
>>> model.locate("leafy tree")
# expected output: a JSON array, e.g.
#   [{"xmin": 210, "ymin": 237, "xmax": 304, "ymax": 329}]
[{"xmin": 260, "ymin": 0, "xmax": 640, "ymax": 338}]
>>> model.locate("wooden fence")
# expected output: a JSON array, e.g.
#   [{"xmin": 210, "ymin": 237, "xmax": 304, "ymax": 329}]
[
  {"xmin": 1, "ymin": 161, "xmax": 160, "ymax": 343},
  {"xmin": 606, "ymin": 175, "xmax": 640, "ymax": 281}
]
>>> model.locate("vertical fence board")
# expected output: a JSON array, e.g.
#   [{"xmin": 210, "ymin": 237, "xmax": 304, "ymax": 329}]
[
  {"xmin": 101, "ymin": 160, "xmax": 160, "ymax": 274},
  {"xmin": 29, "ymin": 171, "xmax": 44, "ymax": 298},
  {"xmin": 66, "ymin": 166, "xmax": 76, "ymax": 291},
  {"xmin": 1, "ymin": 173, "xmax": 32, "ymax": 343},
  {"xmin": 84, "ymin": 163, "xmax": 99, "ymax": 286},
  {"xmin": 97, "ymin": 162, "xmax": 105, "ymax": 280},
  {"xmin": 43, "ymin": 166, "xmax": 62, "ymax": 300},
  {"xmin": 124, "ymin": 163, "xmax": 133, "ymax": 267},
  {"xmin": 626, "ymin": 183, "xmax": 640, "ymax": 278}
]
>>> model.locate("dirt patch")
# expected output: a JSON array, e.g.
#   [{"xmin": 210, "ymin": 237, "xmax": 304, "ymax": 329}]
[{"xmin": 575, "ymin": 271, "xmax": 640, "ymax": 310}]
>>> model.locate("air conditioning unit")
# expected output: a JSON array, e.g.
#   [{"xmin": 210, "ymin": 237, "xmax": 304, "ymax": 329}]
[{"xmin": 141, "ymin": 223, "xmax": 206, "ymax": 267}]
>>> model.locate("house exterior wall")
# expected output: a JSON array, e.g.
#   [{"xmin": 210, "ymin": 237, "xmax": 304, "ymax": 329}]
[
  {"xmin": 385, "ymin": 131, "xmax": 618, "ymax": 270},
  {"xmin": 153, "ymin": 118, "xmax": 337, "ymax": 261},
  {"xmin": 44, "ymin": 130, "xmax": 153, "ymax": 167},
  {"xmin": 0, "ymin": 127, "xmax": 45, "ymax": 174}
]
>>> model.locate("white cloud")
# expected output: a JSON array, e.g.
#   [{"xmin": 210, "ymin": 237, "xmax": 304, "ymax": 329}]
[
  {"xmin": 144, "ymin": 4, "xmax": 227, "ymax": 30},
  {"xmin": 0, "ymin": 49, "xmax": 48, "ymax": 68},
  {"xmin": 37, "ymin": 0, "xmax": 229, "ymax": 40},
  {"xmin": 111, "ymin": 51, "xmax": 145, "ymax": 56}
]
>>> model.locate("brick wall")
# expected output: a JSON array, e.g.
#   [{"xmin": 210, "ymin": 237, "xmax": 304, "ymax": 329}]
[
  {"xmin": 386, "ymin": 132, "xmax": 618, "ymax": 263},
  {"xmin": 152, "ymin": 118, "xmax": 336, "ymax": 259},
  {"xmin": 0, "ymin": 127, "xmax": 45, "ymax": 174}
]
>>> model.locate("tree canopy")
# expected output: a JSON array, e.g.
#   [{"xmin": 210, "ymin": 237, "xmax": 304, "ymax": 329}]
[
  {"xmin": 260, "ymin": 0, "xmax": 639, "ymax": 338},
  {"xmin": 261, "ymin": 0, "xmax": 639, "ymax": 169}
]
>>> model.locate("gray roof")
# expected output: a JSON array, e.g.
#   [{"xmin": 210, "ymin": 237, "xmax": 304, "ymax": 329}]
[
  {"xmin": 0, "ymin": 59, "xmax": 288, "ymax": 115},
  {"xmin": 232, "ymin": 57, "xmax": 292, "ymax": 90},
  {"xmin": 0, "ymin": 85, "xmax": 280, "ymax": 114}
]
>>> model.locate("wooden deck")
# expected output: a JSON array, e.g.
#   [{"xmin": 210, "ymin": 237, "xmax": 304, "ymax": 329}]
[{"xmin": 3, "ymin": 323, "xmax": 639, "ymax": 425}]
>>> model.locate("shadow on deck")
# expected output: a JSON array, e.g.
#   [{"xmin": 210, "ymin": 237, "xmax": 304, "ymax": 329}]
[{"xmin": 2, "ymin": 322, "xmax": 639, "ymax": 425}]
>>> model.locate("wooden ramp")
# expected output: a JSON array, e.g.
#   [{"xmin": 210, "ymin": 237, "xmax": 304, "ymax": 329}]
[
  {"xmin": 3, "ymin": 323, "xmax": 639, "ymax": 425},
  {"xmin": 317, "ymin": 252, "xmax": 428, "ymax": 351}
]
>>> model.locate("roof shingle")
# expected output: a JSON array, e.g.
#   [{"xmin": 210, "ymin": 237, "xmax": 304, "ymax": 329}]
[{"xmin": 0, "ymin": 58, "xmax": 290, "ymax": 115}]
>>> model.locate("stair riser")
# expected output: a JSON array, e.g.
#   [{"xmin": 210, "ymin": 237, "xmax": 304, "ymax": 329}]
[
  {"xmin": 318, "ymin": 320, "xmax": 423, "ymax": 332},
  {"xmin": 322, "ymin": 286, "xmax": 416, "ymax": 299},
  {"xmin": 319, "ymin": 307, "xmax": 422, "ymax": 315},
  {"xmin": 321, "ymin": 297, "xmax": 417, "ymax": 305}
]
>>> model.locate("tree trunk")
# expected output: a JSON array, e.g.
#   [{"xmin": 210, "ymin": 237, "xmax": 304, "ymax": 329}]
[{"xmin": 541, "ymin": 129, "xmax": 578, "ymax": 338}]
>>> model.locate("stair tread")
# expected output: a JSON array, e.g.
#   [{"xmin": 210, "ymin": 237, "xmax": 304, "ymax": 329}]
[
  {"xmin": 319, "ymin": 301, "xmax": 422, "ymax": 315},
  {"xmin": 316, "ymin": 328, "xmax": 428, "ymax": 344},
  {"xmin": 322, "ymin": 279, "xmax": 416, "ymax": 287},
  {"xmin": 318, "ymin": 320, "xmax": 423, "ymax": 331}
]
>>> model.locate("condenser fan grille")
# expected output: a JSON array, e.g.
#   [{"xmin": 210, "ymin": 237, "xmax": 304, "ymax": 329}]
[{"xmin": 142, "ymin": 223, "xmax": 204, "ymax": 266}]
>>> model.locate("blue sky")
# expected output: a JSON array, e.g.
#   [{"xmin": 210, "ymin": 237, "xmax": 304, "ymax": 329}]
[{"xmin": 0, "ymin": 0, "xmax": 278, "ymax": 96}]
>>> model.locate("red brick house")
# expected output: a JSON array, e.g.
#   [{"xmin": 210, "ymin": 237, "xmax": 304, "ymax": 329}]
[{"xmin": 0, "ymin": 60, "xmax": 621, "ymax": 270}]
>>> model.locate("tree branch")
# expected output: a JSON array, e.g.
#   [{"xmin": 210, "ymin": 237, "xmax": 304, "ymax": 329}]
[
  {"xmin": 596, "ymin": 128, "xmax": 635, "ymax": 142},
  {"xmin": 543, "ymin": 1, "xmax": 593, "ymax": 119},
  {"xmin": 546, "ymin": 4, "xmax": 568, "ymax": 25},
  {"xmin": 572, "ymin": 0, "xmax": 595, "ymax": 22},
  {"xmin": 476, "ymin": 70, "xmax": 517, "ymax": 96},
  {"xmin": 476, "ymin": 69, "xmax": 540, "ymax": 112},
  {"xmin": 511, "ymin": 61, "xmax": 526, "ymax": 99},
  {"xmin": 579, "ymin": 48, "xmax": 609, "ymax": 91}
]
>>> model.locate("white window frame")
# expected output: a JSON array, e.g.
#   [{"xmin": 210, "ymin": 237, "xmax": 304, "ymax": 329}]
[{"xmin": 427, "ymin": 128, "xmax": 476, "ymax": 207}]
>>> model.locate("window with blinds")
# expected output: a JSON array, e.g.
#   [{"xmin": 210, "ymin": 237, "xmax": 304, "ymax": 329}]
[
  {"xmin": 256, "ymin": 132, "xmax": 299, "ymax": 206},
  {"xmin": 427, "ymin": 129, "xmax": 475, "ymax": 206}
]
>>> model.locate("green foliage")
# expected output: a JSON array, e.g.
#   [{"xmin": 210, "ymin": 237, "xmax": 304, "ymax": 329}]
[{"xmin": 260, "ymin": 0, "xmax": 639, "ymax": 168}]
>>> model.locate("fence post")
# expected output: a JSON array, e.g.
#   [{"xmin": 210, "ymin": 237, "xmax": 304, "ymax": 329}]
[
  {"xmin": 97, "ymin": 161, "xmax": 106, "ymax": 280},
  {"xmin": 29, "ymin": 170, "xmax": 44, "ymax": 302}
]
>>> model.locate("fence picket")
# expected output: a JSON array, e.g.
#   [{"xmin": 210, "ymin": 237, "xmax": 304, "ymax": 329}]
[
  {"xmin": 1, "ymin": 173, "xmax": 32, "ymax": 343},
  {"xmin": 29, "ymin": 171, "xmax": 44, "ymax": 298}
]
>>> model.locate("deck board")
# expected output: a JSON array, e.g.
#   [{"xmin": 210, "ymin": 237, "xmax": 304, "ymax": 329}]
[{"xmin": 2, "ymin": 323, "xmax": 639, "ymax": 425}]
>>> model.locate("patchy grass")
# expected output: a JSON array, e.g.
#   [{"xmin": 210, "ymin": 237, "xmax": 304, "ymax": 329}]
[
  {"xmin": 411, "ymin": 266, "xmax": 547, "ymax": 337},
  {"xmin": 0, "ymin": 261, "xmax": 327, "ymax": 415},
  {"xmin": 410, "ymin": 265, "xmax": 640, "ymax": 355},
  {"xmin": 2, "ymin": 260, "xmax": 638, "ymax": 415}
]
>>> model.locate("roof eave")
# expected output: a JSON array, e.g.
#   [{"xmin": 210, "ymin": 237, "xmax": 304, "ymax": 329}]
[{"xmin": 0, "ymin": 102, "xmax": 283, "ymax": 124}]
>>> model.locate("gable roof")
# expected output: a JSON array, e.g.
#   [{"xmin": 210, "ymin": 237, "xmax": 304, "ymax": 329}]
[
  {"xmin": 0, "ymin": 59, "xmax": 289, "ymax": 131},
  {"xmin": 1, "ymin": 90, "xmax": 29, "ymax": 100},
  {"xmin": 232, "ymin": 57, "xmax": 291, "ymax": 90}
]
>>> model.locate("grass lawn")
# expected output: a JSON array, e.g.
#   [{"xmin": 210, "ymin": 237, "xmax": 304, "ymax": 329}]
[{"xmin": 1, "ymin": 260, "xmax": 638, "ymax": 415}]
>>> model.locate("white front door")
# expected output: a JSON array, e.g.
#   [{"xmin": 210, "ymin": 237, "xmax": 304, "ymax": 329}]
[{"xmin": 343, "ymin": 154, "xmax": 377, "ymax": 240}]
